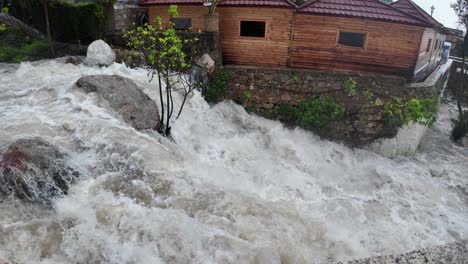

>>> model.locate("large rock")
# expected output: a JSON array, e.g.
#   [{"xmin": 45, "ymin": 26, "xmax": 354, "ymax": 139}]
[
  {"xmin": 84, "ymin": 40, "xmax": 116, "ymax": 66},
  {"xmin": 73, "ymin": 75, "xmax": 160, "ymax": 130},
  {"xmin": 0, "ymin": 13, "xmax": 43, "ymax": 39},
  {"xmin": 196, "ymin": 54, "xmax": 216, "ymax": 73},
  {"xmin": 0, "ymin": 138, "xmax": 79, "ymax": 203}
]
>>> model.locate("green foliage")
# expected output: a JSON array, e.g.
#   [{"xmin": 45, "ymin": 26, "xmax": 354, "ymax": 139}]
[
  {"xmin": 363, "ymin": 89, "xmax": 374, "ymax": 100},
  {"xmin": 2, "ymin": 3, "xmax": 10, "ymax": 14},
  {"xmin": 0, "ymin": 40, "xmax": 50, "ymax": 63},
  {"xmin": 296, "ymin": 97, "xmax": 346, "ymax": 128},
  {"xmin": 123, "ymin": 5, "xmax": 199, "ymax": 136},
  {"xmin": 204, "ymin": 68, "xmax": 230, "ymax": 103},
  {"xmin": 276, "ymin": 97, "xmax": 346, "ymax": 129},
  {"xmin": 342, "ymin": 77, "xmax": 357, "ymax": 96},
  {"xmin": 0, "ymin": 2, "xmax": 10, "ymax": 32},
  {"xmin": 292, "ymin": 73, "xmax": 300, "ymax": 81},
  {"xmin": 243, "ymin": 91, "xmax": 252, "ymax": 100},
  {"xmin": 124, "ymin": 14, "xmax": 198, "ymax": 75},
  {"xmin": 168, "ymin": 5, "xmax": 179, "ymax": 17},
  {"xmin": 382, "ymin": 98, "xmax": 438, "ymax": 128}
]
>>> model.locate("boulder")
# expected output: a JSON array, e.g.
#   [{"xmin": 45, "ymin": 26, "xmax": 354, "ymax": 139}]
[
  {"xmin": 84, "ymin": 40, "xmax": 116, "ymax": 66},
  {"xmin": 196, "ymin": 54, "xmax": 216, "ymax": 73},
  {"xmin": 0, "ymin": 138, "xmax": 79, "ymax": 203},
  {"xmin": 73, "ymin": 75, "xmax": 160, "ymax": 130}
]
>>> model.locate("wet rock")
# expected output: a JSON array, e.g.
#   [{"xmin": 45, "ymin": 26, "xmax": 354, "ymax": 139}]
[
  {"xmin": 55, "ymin": 56, "xmax": 84, "ymax": 65},
  {"xmin": 337, "ymin": 240, "xmax": 468, "ymax": 264},
  {"xmin": 196, "ymin": 54, "xmax": 216, "ymax": 73},
  {"xmin": 114, "ymin": 49, "xmax": 145, "ymax": 68},
  {"xmin": 0, "ymin": 138, "xmax": 79, "ymax": 202},
  {"xmin": 84, "ymin": 40, "xmax": 116, "ymax": 66},
  {"xmin": 73, "ymin": 75, "xmax": 160, "ymax": 130}
]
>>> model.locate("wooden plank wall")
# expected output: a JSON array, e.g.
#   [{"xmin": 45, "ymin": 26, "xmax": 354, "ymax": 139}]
[
  {"xmin": 290, "ymin": 14, "xmax": 425, "ymax": 74},
  {"xmin": 148, "ymin": 5, "xmax": 205, "ymax": 32},
  {"xmin": 217, "ymin": 7, "xmax": 293, "ymax": 67}
]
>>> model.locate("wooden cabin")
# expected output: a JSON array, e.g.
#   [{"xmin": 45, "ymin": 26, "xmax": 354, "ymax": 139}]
[
  {"xmin": 140, "ymin": 0, "xmax": 445, "ymax": 80},
  {"xmin": 390, "ymin": 0, "xmax": 446, "ymax": 80},
  {"xmin": 141, "ymin": 0, "xmax": 295, "ymax": 67},
  {"xmin": 291, "ymin": 0, "xmax": 429, "ymax": 76}
]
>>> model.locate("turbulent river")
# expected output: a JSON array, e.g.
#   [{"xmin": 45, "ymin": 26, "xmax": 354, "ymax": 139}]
[{"xmin": 0, "ymin": 60, "xmax": 467, "ymax": 264}]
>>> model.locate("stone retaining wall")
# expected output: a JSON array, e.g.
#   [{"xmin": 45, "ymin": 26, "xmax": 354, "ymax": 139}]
[{"xmin": 225, "ymin": 63, "xmax": 451, "ymax": 146}]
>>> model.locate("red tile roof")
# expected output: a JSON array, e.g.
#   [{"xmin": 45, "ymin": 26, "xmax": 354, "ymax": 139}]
[
  {"xmin": 219, "ymin": 0, "xmax": 295, "ymax": 8},
  {"xmin": 297, "ymin": 0, "xmax": 429, "ymax": 26},
  {"xmin": 140, "ymin": 0, "xmax": 295, "ymax": 7},
  {"xmin": 140, "ymin": 0, "xmax": 203, "ymax": 5},
  {"xmin": 390, "ymin": 0, "xmax": 443, "ymax": 28}
]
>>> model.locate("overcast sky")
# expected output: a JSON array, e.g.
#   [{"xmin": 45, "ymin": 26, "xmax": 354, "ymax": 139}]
[{"xmin": 412, "ymin": 0, "xmax": 460, "ymax": 29}]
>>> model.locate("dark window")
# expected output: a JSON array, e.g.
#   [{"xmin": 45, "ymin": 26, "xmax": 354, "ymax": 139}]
[
  {"xmin": 435, "ymin": 40, "xmax": 439, "ymax": 50},
  {"xmin": 426, "ymin": 39, "xmax": 432, "ymax": 52},
  {"xmin": 240, "ymin": 21, "xmax": 266, "ymax": 38},
  {"xmin": 173, "ymin": 18, "xmax": 192, "ymax": 30},
  {"xmin": 338, "ymin": 32, "xmax": 366, "ymax": 48}
]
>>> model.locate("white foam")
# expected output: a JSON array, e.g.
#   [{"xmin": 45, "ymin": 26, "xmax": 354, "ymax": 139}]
[{"xmin": 0, "ymin": 60, "xmax": 467, "ymax": 264}]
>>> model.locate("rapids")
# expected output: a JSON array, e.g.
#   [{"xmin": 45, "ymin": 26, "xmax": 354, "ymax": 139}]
[{"xmin": 0, "ymin": 60, "xmax": 467, "ymax": 264}]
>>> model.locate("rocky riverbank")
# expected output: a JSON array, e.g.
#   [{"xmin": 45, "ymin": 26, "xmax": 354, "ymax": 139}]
[{"xmin": 339, "ymin": 240, "xmax": 468, "ymax": 264}]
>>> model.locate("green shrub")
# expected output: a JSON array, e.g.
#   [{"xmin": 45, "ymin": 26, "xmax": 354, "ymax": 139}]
[
  {"xmin": 342, "ymin": 77, "xmax": 357, "ymax": 96},
  {"xmin": 276, "ymin": 97, "xmax": 346, "ymax": 129},
  {"xmin": 0, "ymin": 39, "xmax": 50, "ymax": 62},
  {"xmin": 382, "ymin": 97, "xmax": 438, "ymax": 128},
  {"xmin": 204, "ymin": 68, "xmax": 230, "ymax": 103},
  {"xmin": 296, "ymin": 97, "xmax": 346, "ymax": 128}
]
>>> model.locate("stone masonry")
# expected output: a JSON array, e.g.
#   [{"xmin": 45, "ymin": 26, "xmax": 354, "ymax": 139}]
[{"xmin": 225, "ymin": 64, "xmax": 451, "ymax": 146}]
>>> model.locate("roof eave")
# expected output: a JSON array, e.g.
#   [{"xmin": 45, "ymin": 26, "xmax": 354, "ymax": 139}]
[{"xmin": 295, "ymin": 11, "xmax": 429, "ymax": 28}]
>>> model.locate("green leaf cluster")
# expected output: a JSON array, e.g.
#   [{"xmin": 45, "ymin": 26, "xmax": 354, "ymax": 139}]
[
  {"xmin": 123, "ymin": 6, "xmax": 198, "ymax": 75},
  {"xmin": 204, "ymin": 68, "xmax": 230, "ymax": 103},
  {"xmin": 276, "ymin": 97, "xmax": 346, "ymax": 129},
  {"xmin": 0, "ymin": 22, "xmax": 50, "ymax": 62},
  {"xmin": 0, "ymin": 2, "xmax": 10, "ymax": 33},
  {"xmin": 342, "ymin": 77, "xmax": 357, "ymax": 96},
  {"xmin": 382, "ymin": 98, "xmax": 438, "ymax": 128},
  {"xmin": 123, "ymin": 5, "xmax": 199, "ymax": 136}
]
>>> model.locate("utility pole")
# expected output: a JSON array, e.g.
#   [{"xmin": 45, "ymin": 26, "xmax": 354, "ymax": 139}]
[{"xmin": 430, "ymin": 5, "xmax": 435, "ymax": 17}]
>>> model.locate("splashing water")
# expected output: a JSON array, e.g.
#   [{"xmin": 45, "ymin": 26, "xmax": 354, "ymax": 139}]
[{"xmin": 0, "ymin": 60, "xmax": 467, "ymax": 264}]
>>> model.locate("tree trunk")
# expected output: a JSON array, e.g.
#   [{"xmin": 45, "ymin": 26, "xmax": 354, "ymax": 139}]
[
  {"xmin": 41, "ymin": 0, "xmax": 54, "ymax": 56},
  {"xmin": 158, "ymin": 73, "xmax": 165, "ymax": 132},
  {"xmin": 165, "ymin": 75, "xmax": 171, "ymax": 136}
]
